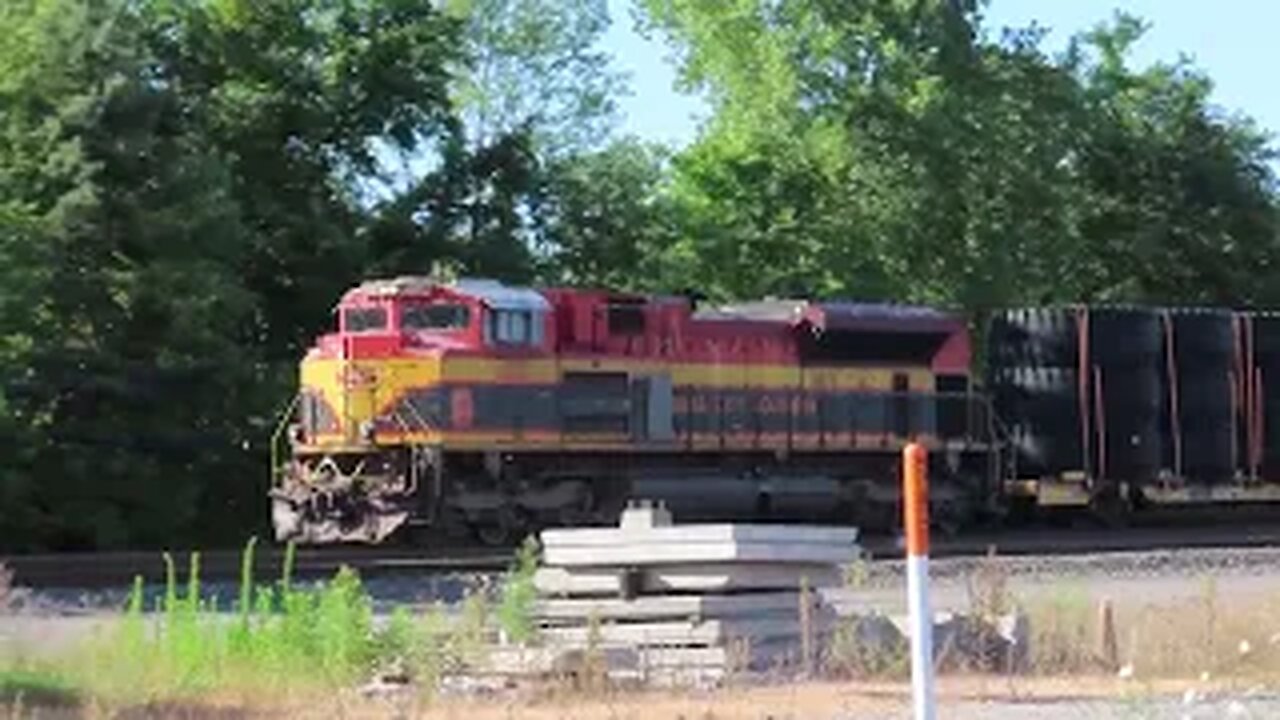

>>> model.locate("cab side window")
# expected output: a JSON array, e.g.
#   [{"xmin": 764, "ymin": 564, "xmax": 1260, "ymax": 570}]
[
  {"xmin": 485, "ymin": 309, "xmax": 544, "ymax": 347},
  {"xmin": 481, "ymin": 307, "xmax": 540, "ymax": 345},
  {"xmin": 342, "ymin": 306, "xmax": 387, "ymax": 333}
]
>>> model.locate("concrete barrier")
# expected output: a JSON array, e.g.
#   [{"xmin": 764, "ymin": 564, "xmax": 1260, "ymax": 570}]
[{"xmin": 486, "ymin": 501, "xmax": 861, "ymax": 685}]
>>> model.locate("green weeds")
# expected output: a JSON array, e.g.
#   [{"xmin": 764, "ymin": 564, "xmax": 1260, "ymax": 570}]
[
  {"xmin": 70, "ymin": 541, "xmax": 378, "ymax": 699},
  {"xmin": 496, "ymin": 537, "xmax": 539, "ymax": 645},
  {"xmin": 0, "ymin": 668, "xmax": 80, "ymax": 708},
  {"xmin": 13, "ymin": 536, "xmax": 532, "ymax": 705}
]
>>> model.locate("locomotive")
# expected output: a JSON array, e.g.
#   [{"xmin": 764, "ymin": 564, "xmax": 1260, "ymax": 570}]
[{"xmin": 269, "ymin": 276, "xmax": 1280, "ymax": 545}]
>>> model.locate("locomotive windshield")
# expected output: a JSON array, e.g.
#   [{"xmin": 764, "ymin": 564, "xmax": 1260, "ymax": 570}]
[
  {"xmin": 401, "ymin": 302, "xmax": 470, "ymax": 331},
  {"xmin": 342, "ymin": 306, "xmax": 387, "ymax": 332}
]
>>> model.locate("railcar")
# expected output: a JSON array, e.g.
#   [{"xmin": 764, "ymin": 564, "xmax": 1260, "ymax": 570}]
[
  {"xmin": 269, "ymin": 277, "xmax": 997, "ymax": 545},
  {"xmin": 987, "ymin": 306, "xmax": 1280, "ymax": 517}
]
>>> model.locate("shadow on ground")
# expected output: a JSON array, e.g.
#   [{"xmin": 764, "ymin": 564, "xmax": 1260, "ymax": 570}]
[{"xmin": 1, "ymin": 672, "xmax": 255, "ymax": 720}]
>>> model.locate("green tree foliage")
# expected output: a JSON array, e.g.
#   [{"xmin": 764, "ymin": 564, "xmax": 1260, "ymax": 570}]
[
  {"xmin": 447, "ymin": 0, "xmax": 625, "ymax": 156},
  {"xmin": 533, "ymin": 138, "xmax": 684, "ymax": 290},
  {"xmin": 639, "ymin": 1, "xmax": 1280, "ymax": 309},
  {"xmin": 1067, "ymin": 15, "xmax": 1280, "ymax": 304},
  {"xmin": 0, "ymin": 0, "xmax": 461, "ymax": 549},
  {"xmin": 141, "ymin": 0, "xmax": 461, "ymax": 361},
  {"xmin": 366, "ymin": 0, "xmax": 629, "ymax": 287}
]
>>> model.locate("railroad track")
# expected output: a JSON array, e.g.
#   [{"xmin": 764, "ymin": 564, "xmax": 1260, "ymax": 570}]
[
  {"xmin": 862, "ymin": 523, "xmax": 1280, "ymax": 559},
  {"xmin": 7, "ymin": 508, "xmax": 1280, "ymax": 590},
  {"xmin": 1, "ymin": 545, "xmax": 512, "ymax": 589}
]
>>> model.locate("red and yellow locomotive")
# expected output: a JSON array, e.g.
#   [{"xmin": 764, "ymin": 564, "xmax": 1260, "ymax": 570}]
[{"xmin": 270, "ymin": 276, "xmax": 995, "ymax": 545}]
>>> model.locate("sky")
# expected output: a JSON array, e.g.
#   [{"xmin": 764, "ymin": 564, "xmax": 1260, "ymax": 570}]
[{"xmin": 603, "ymin": 0, "xmax": 1280, "ymax": 148}]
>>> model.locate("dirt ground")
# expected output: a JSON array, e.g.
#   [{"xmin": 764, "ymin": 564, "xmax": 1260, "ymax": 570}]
[
  {"xmin": 410, "ymin": 677, "xmax": 1280, "ymax": 720},
  {"xmin": 53, "ymin": 677, "xmax": 1267, "ymax": 719}
]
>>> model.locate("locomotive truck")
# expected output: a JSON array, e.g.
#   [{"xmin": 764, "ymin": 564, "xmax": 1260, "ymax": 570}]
[{"xmin": 269, "ymin": 276, "xmax": 1280, "ymax": 545}]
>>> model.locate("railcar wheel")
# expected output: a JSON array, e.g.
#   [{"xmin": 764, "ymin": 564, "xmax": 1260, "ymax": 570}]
[
  {"xmin": 1088, "ymin": 486, "xmax": 1131, "ymax": 529},
  {"xmin": 1002, "ymin": 495, "xmax": 1037, "ymax": 527},
  {"xmin": 932, "ymin": 497, "xmax": 971, "ymax": 539}
]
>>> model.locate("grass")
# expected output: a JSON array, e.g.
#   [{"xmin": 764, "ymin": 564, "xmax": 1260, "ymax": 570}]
[
  {"xmin": 1022, "ymin": 579, "xmax": 1098, "ymax": 673},
  {"xmin": 8, "ymin": 537, "xmax": 1280, "ymax": 716},
  {"xmin": 985, "ymin": 569, "xmax": 1280, "ymax": 684},
  {"xmin": 496, "ymin": 537, "xmax": 539, "ymax": 645},
  {"xmin": 58, "ymin": 541, "xmax": 383, "ymax": 700},
  {"xmin": 822, "ymin": 548, "xmax": 1280, "ymax": 690},
  {"xmin": 0, "ymin": 563, "xmax": 11, "ymax": 608},
  {"xmin": 0, "ymin": 668, "xmax": 80, "ymax": 709},
  {"xmin": 0, "ymin": 535, "xmax": 546, "ymax": 712}
]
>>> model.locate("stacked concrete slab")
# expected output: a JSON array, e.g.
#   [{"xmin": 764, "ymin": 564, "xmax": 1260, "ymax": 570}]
[{"xmin": 509, "ymin": 501, "xmax": 861, "ymax": 685}]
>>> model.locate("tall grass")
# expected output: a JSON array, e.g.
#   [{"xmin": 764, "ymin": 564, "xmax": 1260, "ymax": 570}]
[
  {"xmin": 35, "ymin": 538, "xmax": 457, "ymax": 703},
  {"xmin": 0, "ymin": 562, "xmax": 13, "ymax": 609},
  {"xmin": 496, "ymin": 537, "xmax": 539, "ymax": 645},
  {"xmin": 66, "ymin": 541, "xmax": 379, "ymax": 700},
  {"xmin": 2, "ymin": 535, "xmax": 546, "ymax": 705}
]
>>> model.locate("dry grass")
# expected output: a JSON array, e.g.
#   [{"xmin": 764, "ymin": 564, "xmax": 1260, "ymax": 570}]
[
  {"xmin": 1015, "ymin": 576, "xmax": 1280, "ymax": 682},
  {"xmin": 940, "ymin": 547, "xmax": 1280, "ymax": 682},
  {"xmin": 5, "ymin": 675, "xmax": 1266, "ymax": 720},
  {"xmin": 0, "ymin": 563, "xmax": 12, "ymax": 610}
]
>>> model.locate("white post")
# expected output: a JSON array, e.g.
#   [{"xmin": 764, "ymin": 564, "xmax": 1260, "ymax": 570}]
[{"xmin": 903, "ymin": 442, "xmax": 936, "ymax": 720}]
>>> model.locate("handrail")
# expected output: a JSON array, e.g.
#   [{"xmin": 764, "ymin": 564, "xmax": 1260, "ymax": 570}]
[
  {"xmin": 270, "ymin": 393, "xmax": 302, "ymax": 488},
  {"xmin": 372, "ymin": 364, "xmax": 435, "ymax": 436},
  {"xmin": 966, "ymin": 388, "xmax": 1013, "ymax": 490},
  {"xmin": 398, "ymin": 394, "xmax": 433, "ymax": 433}
]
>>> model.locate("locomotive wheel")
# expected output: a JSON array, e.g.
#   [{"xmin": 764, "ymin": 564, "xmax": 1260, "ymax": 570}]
[
  {"xmin": 933, "ymin": 510, "xmax": 962, "ymax": 540},
  {"xmin": 472, "ymin": 506, "xmax": 525, "ymax": 548},
  {"xmin": 475, "ymin": 519, "xmax": 513, "ymax": 547}
]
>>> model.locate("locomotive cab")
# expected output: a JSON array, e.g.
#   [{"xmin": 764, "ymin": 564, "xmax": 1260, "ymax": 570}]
[{"xmin": 275, "ymin": 276, "xmax": 561, "ymax": 543}]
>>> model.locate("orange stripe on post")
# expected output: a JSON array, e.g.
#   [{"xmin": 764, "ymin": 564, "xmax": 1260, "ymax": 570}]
[
  {"xmin": 903, "ymin": 442, "xmax": 929, "ymax": 557},
  {"xmin": 902, "ymin": 440, "xmax": 936, "ymax": 719}
]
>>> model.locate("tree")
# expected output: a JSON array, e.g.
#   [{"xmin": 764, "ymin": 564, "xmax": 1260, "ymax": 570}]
[
  {"xmin": 638, "ymin": 1, "xmax": 1280, "ymax": 310},
  {"xmin": 1069, "ymin": 14, "xmax": 1280, "ymax": 305},
  {"xmin": 0, "ymin": 0, "xmax": 463, "ymax": 549},
  {"xmin": 364, "ymin": 124, "xmax": 541, "ymax": 283},
  {"xmin": 141, "ymin": 0, "xmax": 462, "ymax": 362},
  {"xmin": 448, "ymin": 0, "xmax": 625, "ymax": 157},
  {"xmin": 533, "ymin": 138, "xmax": 683, "ymax": 290},
  {"xmin": 367, "ymin": 0, "xmax": 632, "ymax": 289}
]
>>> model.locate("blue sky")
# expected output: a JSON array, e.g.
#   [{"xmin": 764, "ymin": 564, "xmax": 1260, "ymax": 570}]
[{"xmin": 603, "ymin": 0, "xmax": 1280, "ymax": 147}]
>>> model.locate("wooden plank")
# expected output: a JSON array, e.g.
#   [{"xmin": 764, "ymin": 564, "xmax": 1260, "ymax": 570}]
[{"xmin": 534, "ymin": 564, "xmax": 843, "ymax": 597}]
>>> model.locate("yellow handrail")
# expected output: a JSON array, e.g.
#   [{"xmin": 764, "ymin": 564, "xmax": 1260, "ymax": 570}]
[{"xmin": 270, "ymin": 393, "xmax": 302, "ymax": 488}]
